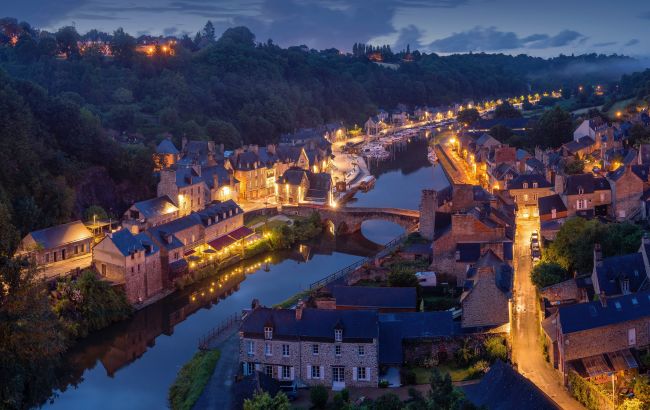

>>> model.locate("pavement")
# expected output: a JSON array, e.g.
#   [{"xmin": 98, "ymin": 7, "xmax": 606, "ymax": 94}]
[
  {"xmin": 39, "ymin": 253, "xmax": 92, "ymax": 280},
  {"xmin": 511, "ymin": 215, "xmax": 585, "ymax": 410},
  {"xmin": 193, "ymin": 331, "xmax": 241, "ymax": 410}
]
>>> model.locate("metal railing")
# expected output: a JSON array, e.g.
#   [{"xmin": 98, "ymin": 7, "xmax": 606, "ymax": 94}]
[
  {"xmin": 198, "ymin": 312, "xmax": 242, "ymax": 350},
  {"xmin": 308, "ymin": 231, "xmax": 411, "ymax": 290}
]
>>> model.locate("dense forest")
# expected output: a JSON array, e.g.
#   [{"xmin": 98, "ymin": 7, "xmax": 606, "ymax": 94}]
[{"xmin": 0, "ymin": 17, "xmax": 646, "ymax": 253}]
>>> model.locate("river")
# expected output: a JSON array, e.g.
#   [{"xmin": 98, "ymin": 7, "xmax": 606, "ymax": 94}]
[{"xmin": 43, "ymin": 134, "xmax": 450, "ymax": 410}]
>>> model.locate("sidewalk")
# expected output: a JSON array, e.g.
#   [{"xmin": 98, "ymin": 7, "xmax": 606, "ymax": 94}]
[{"xmin": 192, "ymin": 331, "xmax": 241, "ymax": 410}]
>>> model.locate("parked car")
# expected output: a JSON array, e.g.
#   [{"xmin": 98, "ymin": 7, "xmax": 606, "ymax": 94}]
[
  {"xmin": 531, "ymin": 244, "xmax": 541, "ymax": 262},
  {"xmin": 278, "ymin": 381, "xmax": 298, "ymax": 401}
]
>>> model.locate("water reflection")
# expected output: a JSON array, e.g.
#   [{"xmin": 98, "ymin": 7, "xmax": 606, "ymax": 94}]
[{"xmin": 44, "ymin": 232, "xmax": 379, "ymax": 409}]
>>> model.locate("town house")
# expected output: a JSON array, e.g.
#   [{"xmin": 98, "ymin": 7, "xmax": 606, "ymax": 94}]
[
  {"xmin": 556, "ymin": 173, "xmax": 611, "ymax": 218},
  {"xmin": 546, "ymin": 291, "xmax": 650, "ymax": 382},
  {"xmin": 122, "ymin": 195, "xmax": 179, "ymax": 234},
  {"xmin": 240, "ymin": 303, "xmax": 379, "ymax": 390},
  {"xmin": 276, "ymin": 168, "xmax": 333, "ymax": 206},
  {"xmin": 92, "ymin": 229, "xmax": 163, "ymax": 304},
  {"xmin": 157, "ymin": 166, "xmax": 206, "ymax": 216},
  {"xmin": 506, "ymin": 174, "xmax": 553, "ymax": 218},
  {"xmin": 228, "ymin": 146, "xmax": 279, "ymax": 200},
  {"xmin": 606, "ymin": 164, "xmax": 648, "ymax": 220},
  {"xmin": 591, "ymin": 239, "xmax": 650, "ymax": 298},
  {"xmin": 153, "ymin": 138, "xmax": 180, "ymax": 171}
]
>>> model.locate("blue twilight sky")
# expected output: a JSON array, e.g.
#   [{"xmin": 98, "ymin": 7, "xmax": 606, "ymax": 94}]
[{"xmin": 4, "ymin": 0, "xmax": 650, "ymax": 57}]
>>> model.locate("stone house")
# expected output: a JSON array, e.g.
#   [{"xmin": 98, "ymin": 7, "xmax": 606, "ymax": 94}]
[
  {"xmin": 92, "ymin": 229, "xmax": 163, "ymax": 304},
  {"xmin": 240, "ymin": 304, "xmax": 379, "ymax": 389},
  {"xmin": 538, "ymin": 194, "xmax": 568, "ymax": 240},
  {"xmin": 364, "ymin": 116, "xmax": 386, "ymax": 136},
  {"xmin": 488, "ymin": 163, "xmax": 519, "ymax": 192},
  {"xmin": 506, "ymin": 174, "xmax": 552, "ymax": 218},
  {"xmin": 157, "ymin": 166, "xmax": 206, "ymax": 216},
  {"xmin": 606, "ymin": 164, "xmax": 647, "ymax": 220},
  {"xmin": 557, "ymin": 173, "xmax": 611, "ymax": 218},
  {"xmin": 153, "ymin": 138, "xmax": 179, "ymax": 171},
  {"xmin": 201, "ymin": 164, "xmax": 240, "ymax": 203},
  {"xmin": 591, "ymin": 242, "xmax": 649, "ymax": 297},
  {"xmin": 122, "ymin": 195, "xmax": 179, "ymax": 234},
  {"xmin": 461, "ymin": 251, "xmax": 512, "ymax": 330},
  {"xmin": 276, "ymin": 168, "xmax": 333, "ymax": 206},
  {"xmin": 315, "ymin": 286, "xmax": 417, "ymax": 312},
  {"xmin": 18, "ymin": 220, "xmax": 94, "ymax": 267},
  {"xmin": 545, "ymin": 291, "xmax": 650, "ymax": 381},
  {"xmin": 197, "ymin": 200, "xmax": 245, "ymax": 244},
  {"xmin": 228, "ymin": 146, "xmax": 279, "ymax": 200}
]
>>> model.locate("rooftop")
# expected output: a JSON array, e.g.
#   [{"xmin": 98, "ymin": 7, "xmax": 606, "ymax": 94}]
[
  {"xmin": 25, "ymin": 220, "xmax": 93, "ymax": 250},
  {"xmin": 331, "ymin": 286, "xmax": 417, "ymax": 310}
]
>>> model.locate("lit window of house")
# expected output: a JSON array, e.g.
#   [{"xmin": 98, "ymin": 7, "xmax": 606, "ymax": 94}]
[
  {"xmin": 523, "ymin": 182, "xmax": 528, "ymax": 189},
  {"xmin": 264, "ymin": 326, "xmax": 273, "ymax": 340},
  {"xmin": 334, "ymin": 329, "xmax": 342, "ymax": 342},
  {"xmin": 532, "ymin": 182, "xmax": 538, "ymax": 188},
  {"xmin": 576, "ymin": 199, "xmax": 587, "ymax": 210}
]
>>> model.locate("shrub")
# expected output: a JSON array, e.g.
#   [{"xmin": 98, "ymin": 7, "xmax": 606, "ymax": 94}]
[
  {"xmin": 373, "ymin": 393, "xmax": 402, "ymax": 410},
  {"xmin": 310, "ymin": 385, "xmax": 328, "ymax": 409},
  {"xmin": 400, "ymin": 368, "xmax": 416, "ymax": 385},
  {"xmin": 484, "ymin": 336, "xmax": 508, "ymax": 362},
  {"xmin": 469, "ymin": 360, "xmax": 489, "ymax": 379},
  {"xmin": 168, "ymin": 350, "xmax": 221, "ymax": 410},
  {"xmin": 340, "ymin": 388, "xmax": 350, "ymax": 403},
  {"xmin": 378, "ymin": 379, "xmax": 390, "ymax": 388}
]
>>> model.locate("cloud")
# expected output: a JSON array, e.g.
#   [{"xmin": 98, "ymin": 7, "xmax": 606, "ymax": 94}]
[
  {"xmin": 3, "ymin": 0, "xmax": 89, "ymax": 26},
  {"xmin": 624, "ymin": 39, "xmax": 640, "ymax": 47},
  {"xmin": 639, "ymin": 11, "xmax": 650, "ymax": 19},
  {"xmin": 163, "ymin": 26, "xmax": 178, "ymax": 36},
  {"xmin": 592, "ymin": 41, "xmax": 617, "ymax": 48},
  {"xmin": 393, "ymin": 24, "xmax": 425, "ymax": 52},
  {"xmin": 428, "ymin": 26, "xmax": 585, "ymax": 53},
  {"xmin": 67, "ymin": 13, "xmax": 126, "ymax": 21}
]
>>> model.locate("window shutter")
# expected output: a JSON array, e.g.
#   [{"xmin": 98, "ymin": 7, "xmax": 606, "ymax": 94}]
[
  {"xmin": 353, "ymin": 367, "xmax": 358, "ymax": 381},
  {"xmin": 242, "ymin": 363, "xmax": 247, "ymax": 375},
  {"xmin": 307, "ymin": 365, "xmax": 312, "ymax": 379},
  {"xmin": 366, "ymin": 367, "xmax": 371, "ymax": 381},
  {"xmin": 255, "ymin": 363, "xmax": 260, "ymax": 371},
  {"xmin": 290, "ymin": 367, "xmax": 295, "ymax": 380},
  {"xmin": 320, "ymin": 366, "xmax": 324, "ymax": 380},
  {"xmin": 277, "ymin": 366, "xmax": 282, "ymax": 379}
]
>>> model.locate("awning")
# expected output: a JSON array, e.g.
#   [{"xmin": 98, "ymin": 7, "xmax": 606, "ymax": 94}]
[
  {"xmin": 184, "ymin": 249, "xmax": 195, "ymax": 256},
  {"xmin": 227, "ymin": 226, "xmax": 254, "ymax": 240},
  {"xmin": 208, "ymin": 235, "xmax": 236, "ymax": 251}
]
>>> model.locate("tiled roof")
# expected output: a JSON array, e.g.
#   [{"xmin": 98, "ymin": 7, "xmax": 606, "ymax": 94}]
[
  {"xmin": 559, "ymin": 291, "xmax": 650, "ymax": 334},
  {"xmin": 201, "ymin": 165, "xmax": 238, "ymax": 189},
  {"xmin": 538, "ymin": 194, "xmax": 567, "ymax": 216},
  {"xmin": 26, "ymin": 220, "xmax": 93, "ymax": 249},
  {"xmin": 132, "ymin": 195, "xmax": 178, "ymax": 219},
  {"xmin": 278, "ymin": 168, "xmax": 308, "ymax": 186},
  {"xmin": 595, "ymin": 252, "xmax": 647, "ymax": 296},
  {"xmin": 156, "ymin": 139, "xmax": 179, "ymax": 154},
  {"xmin": 565, "ymin": 173, "xmax": 595, "ymax": 195},
  {"xmin": 109, "ymin": 229, "xmax": 144, "ymax": 257},
  {"xmin": 462, "ymin": 361, "xmax": 560, "ymax": 410},
  {"xmin": 332, "ymin": 286, "xmax": 417, "ymax": 309},
  {"xmin": 564, "ymin": 136, "xmax": 595, "ymax": 153},
  {"xmin": 507, "ymin": 174, "xmax": 551, "ymax": 190},
  {"xmin": 242, "ymin": 308, "xmax": 378, "ymax": 340}
]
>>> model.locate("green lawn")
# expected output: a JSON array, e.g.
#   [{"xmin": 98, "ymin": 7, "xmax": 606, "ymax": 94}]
[
  {"xmin": 168, "ymin": 350, "xmax": 221, "ymax": 410},
  {"xmin": 410, "ymin": 362, "xmax": 473, "ymax": 384},
  {"xmin": 274, "ymin": 290, "xmax": 311, "ymax": 308},
  {"xmin": 605, "ymin": 98, "xmax": 636, "ymax": 117},
  {"xmin": 244, "ymin": 214, "xmax": 269, "ymax": 227}
]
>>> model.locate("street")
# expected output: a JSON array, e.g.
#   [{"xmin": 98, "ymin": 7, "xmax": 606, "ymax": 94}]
[{"xmin": 511, "ymin": 215, "xmax": 584, "ymax": 410}]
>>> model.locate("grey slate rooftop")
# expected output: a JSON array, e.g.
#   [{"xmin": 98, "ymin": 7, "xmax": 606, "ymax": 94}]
[
  {"xmin": 26, "ymin": 220, "xmax": 93, "ymax": 249},
  {"xmin": 331, "ymin": 286, "xmax": 417, "ymax": 310}
]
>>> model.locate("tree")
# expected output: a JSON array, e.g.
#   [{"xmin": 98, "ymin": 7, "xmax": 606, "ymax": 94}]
[
  {"xmin": 84, "ymin": 205, "xmax": 108, "ymax": 222},
  {"xmin": 55, "ymin": 26, "xmax": 80, "ymax": 58},
  {"xmin": 457, "ymin": 108, "xmax": 480, "ymax": 125},
  {"xmin": 627, "ymin": 123, "xmax": 650, "ymax": 147},
  {"xmin": 374, "ymin": 393, "xmax": 403, "ymax": 410},
  {"xmin": 0, "ymin": 258, "xmax": 67, "ymax": 408},
  {"xmin": 564, "ymin": 158, "xmax": 585, "ymax": 174},
  {"xmin": 484, "ymin": 337, "xmax": 508, "ymax": 362},
  {"xmin": 310, "ymin": 385, "xmax": 328, "ymax": 409},
  {"xmin": 37, "ymin": 36, "xmax": 59, "ymax": 57},
  {"xmin": 217, "ymin": 26, "xmax": 255, "ymax": 47},
  {"xmin": 632, "ymin": 375, "xmax": 650, "ymax": 405},
  {"xmin": 531, "ymin": 261, "xmax": 569, "ymax": 288},
  {"xmin": 489, "ymin": 125, "xmax": 514, "ymax": 143},
  {"xmin": 529, "ymin": 106, "xmax": 573, "ymax": 148},
  {"xmin": 428, "ymin": 368, "xmax": 459, "ymax": 410},
  {"xmin": 388, "ymin": 268, "xmax": 419, "ymax": 288},
  {"xmin": 494, "ymin": 101, "xmax": 522, "ymax": 119},
  {"xmin": 202, "ymin": 21, "xmax": 216, "ymax": 42},
  {"xmin": 205, "ymin": 119, "xmax": 242, "ymax": 149},
  {"xmin": 112, "ymin": 88, "xmax": 134, "ymax": 104},
  {"xmin": 110, "ymin": 28, "xmax": 136, "ymax": 65},
  {"xmin": 243, "ymin": 391, "xmax": 290, "ymax": 410}
]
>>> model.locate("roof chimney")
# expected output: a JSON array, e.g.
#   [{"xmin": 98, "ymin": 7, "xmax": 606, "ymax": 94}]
[
  {"xmin": 295, "ymin": 300, "xmax": 304, "ymax": 320},
  {"xmin": 251, "ymin": 298, "xmax": 261, "ymax": 310},
  {"xmin": 213, "ymin": 173, "xmax": 219, "ymax": 189},
  {"xmin": 599, "ymin": 291, "xmax": 607, "ymax": 308},
  {"xmin": 594, "ymin": 243, "xmax": 603, "ymax": 266}
]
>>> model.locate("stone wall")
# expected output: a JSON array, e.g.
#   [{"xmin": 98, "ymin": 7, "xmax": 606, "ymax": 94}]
[{"xmin": 419, "ymin": 190, "xmax": 437, "ymax": 240}]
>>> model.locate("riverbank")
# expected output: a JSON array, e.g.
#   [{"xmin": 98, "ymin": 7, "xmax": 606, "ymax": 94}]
[{"xmin": 168, "ymin": 349, "xmax": 221, "ymax": 410}]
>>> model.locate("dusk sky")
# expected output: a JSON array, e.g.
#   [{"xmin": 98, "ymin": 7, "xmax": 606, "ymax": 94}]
[{"xmin": 5, "ymin": 0, "xmax": 650, "ymax": 57}]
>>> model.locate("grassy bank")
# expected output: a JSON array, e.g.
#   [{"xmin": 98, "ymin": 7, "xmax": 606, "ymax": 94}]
[
  {"xmin": 168, "ymin": 350, "xmax": 221, "ymax": 410},
  {"xmin": 274, "ymin": 289, "xmax": 311, "ymax": 308}
]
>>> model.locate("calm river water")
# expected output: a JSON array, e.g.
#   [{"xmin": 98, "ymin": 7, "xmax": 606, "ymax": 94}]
[{"xmin": 43, "ymin": 135, "xmax": 449, "ymax": 410}]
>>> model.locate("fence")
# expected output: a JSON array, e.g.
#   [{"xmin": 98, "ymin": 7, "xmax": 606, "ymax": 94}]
[
  {"xmin": 308, "ymin": 231, "xmax": 409, "ymax": 290},
  {"xmin": 198, "ymin": 312, "xmax": 242, "ymax": 350},
  {"xmin": 567, "ymin": 370, "xmax": 615, "ymax": 410}
]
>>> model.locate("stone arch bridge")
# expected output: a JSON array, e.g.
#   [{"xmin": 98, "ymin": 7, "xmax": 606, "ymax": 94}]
[{"xmin": 281, "ymin": 205, "xmax": 420, "ymax": 235}]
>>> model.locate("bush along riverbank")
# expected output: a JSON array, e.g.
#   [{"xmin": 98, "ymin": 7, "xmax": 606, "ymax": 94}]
[
  {"xmin": 0, "ymin": 261, "xmax": 133, "ymax": 409},
  {"xmin": 168, "ymin": 350, "xmax": 221, "ymax": 410},
  {"xmin": 176, "ymin": 212, "xmax": 324, "ymax": 290}
]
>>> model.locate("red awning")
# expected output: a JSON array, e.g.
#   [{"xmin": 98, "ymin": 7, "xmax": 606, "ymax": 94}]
[
  {"xmin": 208, "ymin": 235, "xmax": 236, "ymax": 251},
  {"xmin": 227, "ymin": 226, "xmax": 254, "ymax": 240},
  {"xmin": 183, "ymin": 249, "xmax": 195, "ymax": 256}
]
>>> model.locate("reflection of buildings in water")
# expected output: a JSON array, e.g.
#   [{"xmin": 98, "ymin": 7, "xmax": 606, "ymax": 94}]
[
  {"xmin": 366, "ymin": 135, "xmax": 430, "ymax": 177},
  {"xmin": 57, "ymin": 236, "xmax": 379, "ymax": 392}
]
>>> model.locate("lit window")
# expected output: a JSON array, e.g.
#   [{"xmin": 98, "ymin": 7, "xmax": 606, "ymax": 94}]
[
  {"xmin": 247, "ymin": 340, "xmax": 254, "ymax": 355},
  {"xmin": 281, "ymin": 365, "xmax": 291, "ymax": 380},
  {"xmin": 264, "ymin": 327, "xmax": 273, "ymax": 340},
  {"xmin": 335, "ymin": 329, "xmax": 342, "ymax": 342}
]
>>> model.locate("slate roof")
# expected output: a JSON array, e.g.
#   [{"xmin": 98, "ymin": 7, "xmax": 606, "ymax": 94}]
[
  {"xmin": 538, "ymin": 194, "xmax": 567, "ymax": 216},
  {"xmin": 332, "ymin": 286, "xmax": 417, "ymax": 309},
  {"xmin": 275, "ymin": 146, "xmax": 304, "ymax": 163},
  {"xmin": 595, "ymin": 252, "xmax": 647, "ymax": 296},
  {"xmin": 242, "ymin": 308, "xmax": 378, "ymax": 341},
  {"xmin": 173, "ymin": 167, "xmax": 204, "ymax": 188},
  {"xmin": 306, "ymin": 173, "xmax": 332, "ymax": 201},
  {"xmin": 491, "ymin": 163, "xmax": 518, "ymax": 180},
  {"xmin": 507, "ymin": 174, "xmax": 551, "ymax": 190},
  {"xmin": 156, "ymin": 139, "xmax": 179, "ymax": 154},
  {"xmin": 457, "ymin": 243, "xmax": 481, "ymax": 262},
  {"xmin": 146, "ymin": 214, "xmax": 202, "ymax": 250},
  {"xmin": 196, "ymin": 200, "xmax": 243, "ymax": 226},
  {"xmin": 109, "ymin": 229, "xmax": 144, "ymax": 256},
  {"xmin": 462, "ymin": 360, "xmax": 560, "ymax": 410},
  {"xmin": 201, "ymin": 165, "xmax": 238, "ymax": 189},
  {"xmin": 525, "ymin": 158, "xmax": 545, "ymax": 173},
  {"xmin": 134, "ymin": 232, "xmax": 159, "ymax": 255},
  {"xmin": 564, "ymin": 136, "xmax": 595, "ymax": 154},
  {"xmin": 558, "ymin": 291, "xmax": 650, "ymax": 334},
  {"xmin": 378, "ymin": 311, "xmax": 454, "ymax": 364},
  {"xmin": 565, "ymin": 173, "xmax": 607, "ymax": 195},
  {"xmin": 476, "ymin": 133, "xmax": 500, "ymax": 147},
  {"xmin": 26, "ymin": 220, "xmax": 93, "ymax": 249},
  {"xmin": 278, "ymin": 168, "xmax": 308, "ymax": 186},
  {"xmin": 132, "ymin": 195, "xmax": 178, "ymax": 219}
]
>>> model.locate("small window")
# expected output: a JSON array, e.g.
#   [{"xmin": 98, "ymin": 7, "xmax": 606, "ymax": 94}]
[
  {"xmin": 312, "ymin": 344, "xmax": 319, "ymax": 355},
  {"xmin": 522, "ymin": 182, "xmax": 528, "ymax": 189},
  {"xmin": 265, "ymin": 365, "xmax": 273, "ymax": 377},
  {"xmin": 264, "ymin": 342, "xmax": 272, "ymax": 356},
  {"xmin": 281, "ymin": 365, "xmax": 291, "ymax": 379},
  {"xmin": 264, "ymin": 327, "xmax": 273, "ymax": 340},
  {"xmin": 357, "ymin": 367, "xmax": 368, "ymax": 381},
  {"xmin": 335, "ymin": 345, "xmax": 341, "ymax": 356},
  {"xmin": 282, "ymin": 344, "xmax": 290, "ymax": 357},
  {"xmin": 311, "ymin": 365, "xmax": 321, "ymax": 379},
  {"xmin": 334, "ymin": 329, "xmax": 342, "ymax": 342},
  {"xmin": 358, "ymin": 345, "xmax": 365, "ymax": 356},
  {"xmin": 532, "ymin": 182, "xmax": 538, "ymax": 188},
  {"xmin": 247, "ymin": 340, "xmax": 254, "ymax": 355}
]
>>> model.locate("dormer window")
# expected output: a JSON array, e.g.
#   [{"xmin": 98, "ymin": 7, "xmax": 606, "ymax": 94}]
[
  {"xmin": 532, "ymin": 182, "xmax": 538, "ymax": 188},
  {"xmin": 522, "ymin": 182, "xmax": 528, "ymax": 189},
  {"xmin": 578, "ymin": 187, "xmax": 584, "ymax": 195},
  {"xmin": 334, "ymin": 329, "xmax": 342, "ymax": 342},
  {"xmin": 264, "ymin": 326, "xmax": 273, "ymax": 340}
]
